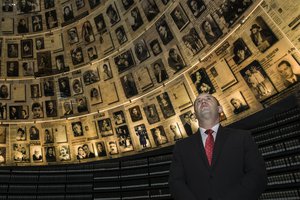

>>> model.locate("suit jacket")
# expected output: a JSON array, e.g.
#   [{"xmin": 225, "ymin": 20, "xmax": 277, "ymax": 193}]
[{"xmin": 169, "ymin": 126, "xmax": 267, "ymax": 200}]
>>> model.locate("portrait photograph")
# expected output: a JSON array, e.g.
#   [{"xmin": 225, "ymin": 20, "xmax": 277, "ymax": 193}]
[
  {"xmin": 190, "ymin": 68, "xmax": 215, "ymax": 94},
  {"xmin": 53, "ymin": 125, "xmax": 67, "ymax": 143},
  {"xmin": 75, "ymin": 0, "xmax": 85, "ymax": 10},
  {"xmin": 36, "ymin": 51, "xmax": 52, "ymax": 76},
  {"xmin": 67, "ymin": 27, "xmax": 79, "ymax": 44},
  {"xmin": 120, "ymin": 73, "xmax": 138, "ymax": 98},
  {"xmin": 134, "ymin": 124, "xmax": 151, "ymax": 149},
  {"xmin": 151, "ymin": 125, "xmax": 168, "ymax": 146},
  {"xmin": 200, "ymin": 14, "xmax": 223, "ymax": 45},
  {"xmin": 31, "ymin": 146, "xmax": 43, "ymax": 162},
  {"xmin": 0, "ymin": 147, "xmax": 6, "ymax": 164},
  {"xmin": 87, "ymin": 46, "xmax": 98, "ymax": 61},
  {"xmin": 0, "ymin": 103, "xmax": 7, "ymax": 120},
  {"xmin": 29, "ymin": 125, "xmax": 40, "ymax": 140},
  {"xmin": 232, "ymin": 38, "xmax": 252, "ymax": 65},
  {"xmin": 156, "ymin": 17, "xmax": 174, "ymax": 45},
  {"xmin": 168, "ymin": 122, "xmax": 183, "ymax": 141},
  {"xmin": 16, "ymin": 0, "xmax": 41, "ymax": 14},
  {"xmin": 156, "ymin": 92, "xmax": 176, "ymax": 119},
  {"xmin": 2, "ymin": 0, "xmax": 13, "ymax": 12},
  {"xmin": 44, "ymin": 0, "xmax": 55, "ymax": 9},
  {"xmin": 114, "ymin": 50, "xmax": 136, "ymax": 73},
  {"xmin": 167, "ymin": 46, "xmax": 186, "ymax": 73},
  {"xmin": 45, "ymin": 100, "xmax": 57, "ymax": 117},
  {"xmin": 249, "ymin": 16, "xmax": 278, "ymax": 53},
  {"xmin": 22, "ymin": 61, "xmax": 35, "ymax": 76},
  {"xmin": 15, "ymin": 126, "xmax": 26, "ymax": 141},
  {"xmin": 45, "ymin": 146, "xmax": 56, "ymax": 162},
  {"xmin": 0, "ymin": 83, "xmax": 11, "ymax": 100},
  {"xmin": 115, "ymin": 25, "xmax": 128, "ymax": 45},
  {"xmin": 170, "ymin": 4, "xmax": 189, "ymax": 31},
  {"xmin": 129, "ymin": 7, "xmax": 144, "ymax": 31},
  {"xmin": 89, "ymin": 0, "xmax": 101, "ymax": 9},
  {"xmin": 97, "ymin": 118, "xmax": 113, "ymax": 137},
  {"xmin": 182, "ymin": 28, "xmax": 204, "ymax": 56},
  {"xmin": 94, "ymin": 13, "xmax": 107, "ymax": 34},
  {"xmin": 151, "ymin": 59, "xmax": 169, "ymax": 83},
  {"xmin": 129, "ymin": 105, "xmax": 143, "ymax": 122},
  {"xmin": 45, "ymin": 10, "xmax": 58, "ymax": 29},
  {"xmin": 113, "ymin": 110, "xmax": 126, "ymax": 125},
  {"xmin": 9, "ymin": 105, "xmax": 28, "ymax": 120},
  {"xmin": 17, "ymin": 18, "xmax": 29, "ymax": 34},
  {"xmin": 106, "ymin": 3, "xmax": 120, "ymax": 26},
  {"xmin": 187, "ymin": 0, "xmax": 206, "ymax": 18},
  {"xmin": 32, "ymin": 15, "xmax": 43, "ymax": 32},
  {"xmin": 62, "ymin": 4, "xmax": 74, "ymax": 23},
  {"xmin": 143, "ymin": 104, "xmax": 160, "ymax": 124},
  {"xmin": 161, "ymin": 0, "xmax": 170, "ymax": 5},
  {"xmin": 107, "ymin": 140, "xmax": 119, "ymax": 155},
  {"xmin": 62, "ymin": 100, "xmax": 73, "ymax": 116},
  {"xmin": 75, "ymin": 143, "xmax": 95, "ymax": 160},
  {"xmin": 58, "ymin": 77, "xmax": 71, "ymax": 98},
  {"xmin": 55, "ymin": 55, "xmax": 69, "ymax": 73},
  {"xmin": 101, "ymin": 62, "xmax": 113, "ymax": 80},
  {"xmin": 7, "ymin": 61, "xmax": 19, "ymax": 77},
  {"xmin": 35, "ymin": 37, "xmax": 45, "ymax": 50},
  {"xmin": 71, "ymin": 121, "xmax": 84, "ymax": 137},
  {"xmin": 115, "ymin": 125, "xmax": 134, "ymax": 152},
  {"xmin": 58, "ymin": 145, "xmax": 71, "ymax": 161},
  {"xmin": 30, "ymin": 84, "xmax": 41, "ymax": 98},
  {"xmin": 141, "ymin": 0, "xmax": 160, "ymax": 22},
  {"xmin": 82, "ymin": 69, "xmax": 100, "ymax": 85},
  {"xmin": 21, "ymin": 39, "xmax": 33, "ymax": 58},
  {"xmin": 121, "ymin": 0, "xmax": 134, "ymax": 10},
  {"xmin": 43, "ymin": 79, "xmax": 55, "ymax": 97},
  {"xmin": 12, "ymin": 143, "xmax": 30, "ymax": 163},
  {"xmin": 31, "ymin": 102, "xmax": 44, "ymax": 119},
  {"xmin": 240, "ymin": 60, "xmax": 277, "ymax": 101},
  {"xmin": 76, "ymin": 97, "xmax": 89, "ymax": 113},
  {"xmin": 89, "ymin": 86, "xmax": 103, "ymax": 105},
  {"xmin": 7, "ymin": 43, "xmax": 18, "ymax": 58},
  {"xmin": 226, "ymin": 91, "xmax": 250, "ymax": 115},
  {"xmin": 71, "ymin": 47, "xmax": 84, "ymax": 66},
  {"xmin": 82, "ymin": 21, "xmax": 95, "ymax": 44},
  {"xmin": 149, "ymin": 39, "xmax": 162, "ymax": 56},
  {"xmin": 134, "ymin": 39, "xmax": 150, "ymax": 63},
  {"xmin": 95, "ymin": 141, "xmax": 107, "ymax": 157},
  {"xmin": 179, "ymin": 111, "xmax": 198, "ymax": 136},
  {"xmin": 71, "ymin": 78, "xmax": 84, "ymax": 95},
  {"xmin": 209, "ymin": 59, "xmax": 237, "ymax": 91}
]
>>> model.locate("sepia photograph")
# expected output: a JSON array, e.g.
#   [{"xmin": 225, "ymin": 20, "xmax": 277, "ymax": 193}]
[
  {"xmin": 170, "ymin": 4, "xmax": 189, "ymax": 31},
  {"xmin": 67, "ymin": 27, "xmax": 79, "ymax": 44},
  {"xmin": 16, "ymin": 0, "xmax": 41, "ymax": 14},
  {"xmin": 7, "ymin": 61, "xmax": 19, "ymax": 77},
  {"xmin": 89, "ymin": 0, "xmax": 101, "ymax": 9},
  {"xmin": 36, "ymin": 51, "xmax": 52, "ymax": 76},
  {"xmin": 129, "ymin": 7, "xmax": 144, "ymax": 31},
  {"xmin": 275, "ymin": 55, "xmax": 300, "ymax": 87},
  {"xmin": 94, "ymin": 13, "xmax": 107, "ymax": 34},
  {"xmin": 200, "ymin": 14, "xmax": 223, "ymax": 45},
  {"xmin": 114, "ymin": 50, "xmax": 136, "ymax": 73},
  {"xmin": 31, "ymin": 146, "xmax": 43, "ymax": 162},
  {"xmin": 32, "ymin": 15, "xmax": 43, "ymax": 32},
  {"xmin": 180, "ymin": 111, "xmax": 198, "ymax": 136},
  {"xmin": 31, "ymin": 102, "xmax": 44, "ymax": 119},
  {"xmin": 232, "ymin": 38, "xmax": 252, "ymax": 65},
  {"xmin": 71, "ymin": 47, "xmax": 84, "ymax": 66},
  {"xmin": 190, "ymin": 68, "xmax": 215, "ymax": 94},
  {"xmin": 101, "ymin": 62, "xmax": 113, "ymax": 80},
  {"xmin": 0, "ymin": 103, "xmax": 7, "ymax": 120},
  {"xmin": 16, "ymin": 126, "xmax": 26, "ymax": 141},
  {"xmin": 71, "ymin": 78, "xmax": 84, "ymax": 95},
  {"xmin": 226, "ymin": 91, "xmax": 250, "ymax": 115},
  {"xmin": 35, "ymin": 37, "xmax": 45, "ymax": 50},
  {"xmin": 43, "ymin": 79, "xmax": 55, "ymax": 97},
  {"xmin": 143, "ymin": 104, "xmax": 160, "ymax": 124},
  {"xmin": 72, "ymin": 121, "xmax": 84, "ymax": 137},
  {"xmin": 7, "ymin": 43, "xmax": 18, "ymax": 58},
  {"xmin": 95, "ymin": 141, "xmax": 107, "ymax": 157},
  {"xmin": 116, "ymin": 125, "xmax": 134, "ymax": 152},
  {"xmin": 156, "ymin": 92, "xmax": 176, "ymax": 119},
  {"xmin": 151, "ymin": 125, "xmax": 168, "ymax": 146},
  {"xmin": 134, "ymin": 39, "xmax": 150, "ymax": 63},
  {"xmin": 21, "ymin": 39, "xmax": 33, "ymax": 58},
  {"xmin": 45, "ymin": 146, "xmax": 56, "ymax": 162},
  {"xmin": 134, "ymin": 124, "xmax": 151, "ymax": 149},
  {"xmin": 89, "ymin": 86, "xmax": 103, "ymax": 105},
  {"xmin": 168, "ymin": 122, "xmax": 183, "ymax": 141},
  {"xmin": 106, "ymin": 3, "xmax": 120, "ymax": 26},
  {"xmin": 62, "ymin": 100, "xmax": 73, "ymax": 116},
  {"xmin": 141, "ymin": 0, "xmax": 160, "ymax": 22},
  {"xmin": 58, "ymin": 145, "xmax": 71, "ymax": 161},
  {"xmin": 22, "ymin": 61, "xmax": 35, "ymax": 76},
  {"xmin": 113, "ymin": 110, "xmax": 126, "ymax": 125},
  {"xmin": 58, "ymin": 77, "xmax": 71, "ymax": 98},
  {"xmin": 82, "ymin": 69, "xmax": 100, "ymax": 85},
  {"xmin": 30, "ymin": 84, "xmax": 41, "ymax": 98},
  {"xmin": 45, "ymin": 10, "xmax": 58, "ymax": 29},
  {"xmin": 17, "ymin": 18, "xmax": 29, "ymax": 34},
  {"xmin": 151, "ymin": 59, "xmax": 169, "ymax": 83},
  {"xmin": 182, "ymin": 28, "xmax": 204, "ymax": 56},
  {"xmin": 120, "ymin": 0, "xmax": 134, "ymax": 10},
  {"xmin": 107, "ymin": 140, "xmax": 119, "ymax": 155},
  {"xmin": 115, "ymin": 25, "xmax": 128, "ymax": 45},
  {"xmin": 156, "ymin": 17, "xmax": 174, "ymax": 45},
  {"xmin": 129, "ymin": 105, "xmax": 143, "ymax": 122},
  {"xmin": 167, "ymin": 46, "xmax": 186, "ymax": 73},
  {"xmin": 149, "ymin": 39, "xmax": 162, "ymax": 56},
  {"xmin": 187, "ymin": 0, "xmax": 206, "ymax": 18},
  {"xmin": 45, "ymin": 100, "xmax": 57, "ymax": 117},
  {"xmin": 29, "ymin": 125, "xmax": 40, "ymax": 140},
  {"xmin": 2, "ymin": 0, "xmax": 13, "ymax": 12},
  {"xmin": 82, "ymin": 21, "xmax": 95, "ymax": 44},
  {"xmin": 120, "ymin": 73, "xmax": 138, "ymax": 98},
  {"xmin": 0, "ymin": 83, "xmax": 11, "ymax": 100},
  {"xmin": 97, "ymin": 118, "xmax": 114, "ymax": 137},
  {"xmin": 76, "ymin": 97, "xmax": 89, "ymax": 113},
  {"xmin": 13, "ymin": 143, "xmax": 30, "ymax": 163}
]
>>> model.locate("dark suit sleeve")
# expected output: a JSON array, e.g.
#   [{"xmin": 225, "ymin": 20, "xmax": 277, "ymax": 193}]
[
  {"xmin": 169, "ymin": 143, "xmax": 198, "ymax": 200},
  {"xmin": 222, "ymin": 132, "xmax": 267, "ymax": 200}
]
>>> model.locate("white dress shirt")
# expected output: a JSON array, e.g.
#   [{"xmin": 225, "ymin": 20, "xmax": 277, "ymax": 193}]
[{"xmin": 199, "ymin": 123, "xmax": 220, "ymax": 146}]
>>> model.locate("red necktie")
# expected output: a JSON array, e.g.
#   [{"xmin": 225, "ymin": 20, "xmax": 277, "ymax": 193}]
[{"xmin": 205, "ymin": 129, "xmax": 214, "ymax": 166}]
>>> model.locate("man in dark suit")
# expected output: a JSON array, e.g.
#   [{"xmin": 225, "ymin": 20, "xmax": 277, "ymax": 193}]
[
  {"xmin": 169, "ymin": 93, "xmax": 267, "ymax": 200},
  {"xmin": 277, "ymin": 60, "xmax": 300, "ymax": 87}
]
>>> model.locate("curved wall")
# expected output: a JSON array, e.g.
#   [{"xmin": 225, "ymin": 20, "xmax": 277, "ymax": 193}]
[{"xmin": 0, "ymin": 0, "xmax": 299, "ymax": 165}]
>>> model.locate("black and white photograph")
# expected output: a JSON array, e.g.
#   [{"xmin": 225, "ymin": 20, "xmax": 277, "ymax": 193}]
[
  {"xmin": 0, "ymin": 103, "xmax": 7, "ymax": 120},
  {"xmin": 58, "ymin": 77, "xmax": 71, "ymax": 98},
  {"xmin": 71, "ymin": 78, "xmax": 84, "ymax": 95},
  {"xmin": 182, "ymin": 28, "xmax": 204, "ymax": 56},
  {"xmin": 58, "ymin": 145, "xmax": 71, "ymax": 161},
  {"xmin": 275, "ymin": 55, "xmax": 300, "ymax": 87},
  {"xmin": 97, "ymin": 118, "xmax": 113, "ymax": 137},
  {"xmin": 62, "ymin": 101, "xmax": 73, "ymax": 116},
  {"xmin": 75, "ymin": 0, "xmax": 85, "ymax": 10},
  {"xmin": 107, "ymin": 141, "xmax": 119, "ymax": 155},
  {"xmin": 190, "ymin": 68, "xmax": 215, "ymax": 94},
  {"xmin": 62, "ymin": 4, "xmax": 74, "ymax": 22},
  {"xmin": 16, "ymin": 0, "xmax": 40, "ymax": 14},
  {"xmin": 141, "ymin": 0, "xmax": 160, "ymax": 22},
  {"xmin": 7, "ymin": 43, "xmax": 18, "ymax": 58},
  {"xmin": 45, "ymin": 146, "xmax": 56, "ymax": 162},
  {"xmin": 43, "ymin": 79, "xmax": 55, "ymax": 97},
  {"xmin": 120, "ymin": 73, "xmax": 138, "ymax": 98},
  {"xmin": 45, "ymin": 10, "xmax": 58, "ymax": 29},
  {"xmin": 22, "ymin": 61, "xmax": 35, "ymax": 76},
  {"xmin": 129, "ymin": 105, "xmax": 143, "ymax": 122},
  {"xmin": 116, "ymin": 125, "xmax": 134, "ymax": 152},
  {"xmin": 21, "ymin": 39, "xmax": 33, "ymax": 58},
  {"xmin": 7, "ymin": 61, "xmax": 19, "ymax": 77},
  {"xmin": 94, "ymin": 13, "xmax": 107, "ymax": 34},
  {"xmin": 32, "ymin": 15, "xmax": 43, "ymax": 32},
  {"xmin": 15, "ymin": 126, "xmax": 26, "ymax": 141},
  {"xmin": 0, "ymin": 83, "xmax": 11, "ymax": 100},
  {"xmin": 82, "ymin": 69, "xmax": 100, "ymax": 85},
  {"xmin": 156, "ymin": 18, "xmax": 174, "ymax": 45},
  {"xmin": 67, "ymin": 27, "xmax": 79, "ymax": 44},
  {"xmin": 89, "ymin": 86, "xmax": 102, "ymax": 105},
  {"xmin": 95, "ymin": 141, "xmax": 107, "ymax": 157},
  {"xmin": 76, "ymin": 97, "xmax": 88, "ymax": 113},
  {"xmin": 169, "ymin": 122, "xmax": 183, "ymax": 141},
  {"xmin": 106, "ymin": 3, "xmax": 120, "ymax": 26},
  {"xmin": 82, "ymin": 21, "xmax": 95, "ymax": 43},
  {"xmin": 113, "ymin": 110, "xmax": 126, "ymax": 125},
  {"xmin": 232, "ymin": 38, "xmax": 252, "ymax": 65},
  {"xmin": 44, "ymin": 0, "xmax": 54, "ymax": 9},
  {"xmin": 75, "ymin": 143, "xmax": 95, "ymax": 160},
  {"xmin": 9, "ymin": 106, "xmax": 24, "ymax": 120},
  {"xmin": 101, "ymin": 62, "xmax": 113, "ymax": 80},
  {"xmin": 143, "ymin": 104, "xmax": 160, "ymax": 124},
  {"xmin": 89, "ymin": 0, "xmax": 101, "ymax": 9},
  {"xmin": 170, "ymin": 4, "xmax": 189, "ymax": 31},
  {"xmin": 29, "ymin": 125, "xmax": 40, "ymax": 140},
  {"xmin": 31, "ymin": 146, "xmax": 43, "ymax": 162},
  {"xmin": 45, "ymin": 100, "xmax": 57, "ymax": 117},
  {"xmin": 37, "ymin": 51, "xmax": 52, "ymax": 76},
  {"xmin": 151, "ymin": 126, "xmax": 168, "ymax": 146},
  {"xmin": 55, "ymin": 55, "xmax": 69, "ymax": 73},
  {"xmin": 87, "ymin": 46, "xmax": 98, "ymax": 61},
  {"xmin": 179, "ymin": 111, "xmax": 198, "ymax": 136},
  {"xmin": 187, "ymin": 0, "xmax": 206, "ymax": 18},
  {"xmin": 149, "ymin": 39, "xmax": 162, "ymax": 56},
  {"xmin": 13, "ymin": 143, "xmax": 30, "ymax": 163},
  {"xmin": 151, "ymin": 59, "xmax": 169, "ymax": 83},
  {"xmin": 226, "ymin": 91, "xmax": 250, "ymax": 115},
  {"xmin": 129, "ymin": 7, "xmax": 144, "ymax": 31},
  {"xmin": 30, "ymin": 84, "xmax": 41, "ymax": 98},
  {"xmin": 161, "ymin": 0, "xmax": 170, "ymax": 5},
  {"xmin": 114, "ymin": 50, "xmax": 135, "ymax": 73},
  {"xmin": 249, "ymin": 16, "xmax": 278, "ymax": 53},
  {"xmin": 71, "ymin": 47, "xmax": 84, "ymax": 65},
  {"xmin": 72, "ymin": 121, "xmax": 84, "ymax": 137},
  {"xmin": 0, "ymin": 147, "xmax": 6, "ymax": 164},
  {"xmin": 17, "ymin": 18, "xmax": 29, "ymax": 34},
  {"xmin": 2, "ymin": 0, "xmax": 13, "ymax": 12},
  {"xmin": 35, "ymin": 37, "xmax": 45, "ymax": 50},
  {"xmin": 167, "ymin": 46, "xmax": 186, "ymax": 73},
  {"xmin": 134, "ymin": 39, "xmax": 150, "ymax": 62},
  {"xmin": 31, "ymin": 102, "xmax": 44, "ymax": 119},
  {"xmin": 134, "ymin": 124, "xmax": 151, "ymax": 149},
  {"xmin": 240, "ymin": 60, "xmax": 277, "ymax": 101},
  {"xmin": 156, "ymin": 92, "xmax": 176, "ymax": 119},
  {"xmin": 200, "ymin": 14, "xmax": 223, "ymax": 45},
  {"xmin": 121, "ymin": 0, "xmax": 134, "ymax": 10},
  {"xmin": 115, "ymin": 25, "xmax": 128, "ymax": 45}
]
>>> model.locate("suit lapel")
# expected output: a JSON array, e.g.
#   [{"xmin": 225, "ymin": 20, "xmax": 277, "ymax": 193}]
[
  {"xmin": 192, "ymin": 129, "xmax": 210, "ymax": 170},
  {"xmin": 211, "ymin": 126, "xmax": 229, "ymax": 168}
]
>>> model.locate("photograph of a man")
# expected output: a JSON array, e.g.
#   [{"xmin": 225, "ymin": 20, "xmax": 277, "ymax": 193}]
[{"xmin": 277, "ymin": 60, "xmax": 300, "ymax": 87}]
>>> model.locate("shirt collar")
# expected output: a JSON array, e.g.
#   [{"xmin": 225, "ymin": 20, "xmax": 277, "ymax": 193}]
[{"xmin": 199, "ymin": 123, "xmax": 220, "ymax": 135}]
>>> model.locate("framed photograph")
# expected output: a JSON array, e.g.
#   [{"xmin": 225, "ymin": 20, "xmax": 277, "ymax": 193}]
[
  {"xmin": 29, "ymin": 125, "xmax": 40, "ymax": 140},
  {"xmin": 71, "ymin": 47, "xmax": 84, "ymax": 66},
  {"xmin": 275, "ymin": 55, "xmax": 300, "ymax": 87},
  {"xmin": 187, "ymin": 0, "xmax": 206, "ymax": 18},
  {"xmin": 233, "ymin": 38, "xmax": 252, "ymax": 65},
  {"xmin": 36, "ymin": 51, "xmax": 52, "ymax": 76},
  {"xmin": 55, "ymin": 55, "xmax": 69, "ymax": 73},
  {"xmin": 75, "ymin": 143, "xmax": 95, "ymax": 160},
  {"xmin": 115, "ymin": 25, "xmax": 128, "ymax": 45},
  {"xmin": 101, "ymin": 61, "xmax": 113, "ymax": 80},
  {"xmin": 226, "ymin": 91, "xmax": 250, "ymax": 115},
  {"xmin": 71, "ymin": 78, "xmax": 84, "ymax": 95},
  {"xmin": 179, "ymin": 111, "xmax": 198, "ymax": 136},
  {"xmin": 0, "ymin": 147, "xmax": 6, "ymax": 164},
  {"xmin": 89, "ymin": 0, "xmax": 101, "ymax": 9},
  {"xmin": 58, "ymin": 145, "xmax": 71, "ymax": 161},
  {"xmin": 107, "ymin": 140, "xmax": 119, "ymax": 155},
  {"xmin": 113, "ymin": 110, "xmax": 126, "ymax": 125},
  {"xmin": 22, "ymin": 61, "xmax": 35, "ymax": 76},
  {"xmin": 21, "ymin": 39, "xmax": 33, "ymax": 58},
  {"xmin": 32, "ymin": 15, "xmax": 43, "ymax": 32},
  {"xmin": 12, "ymin": 143, "xmax": 30, "ymax": 163},
  {"xmin": 0, "ymin": 83, "xmax": 11, "ymax": 100},
  {"xmin": 89, "ymin": 86, "xmax": 103, "ymax": 105},
  {"xmin": 62, "ymin": 4, "xmax": 74, "ymax": 22},
  {"xmin": 200, "ymin": 14, "xmax": 223, "ymax": 45},
  {"xmin": 209, "ymin": 59, "xmax": 237, "ymax": 91},
  {"xmin": 62, "ymin": 100, "xmax": 74, "ymax": 116},
  {"xmin": 156, "ymin": 92, "xmax": 176, "ymax": 119},
  {"xmin": 31, "ymin": 146, "xmax": 43, "ymax": 162},
  {"xmin": 114, "ymin": 49, "xmax": 135, "ymax": 73},
  {"xmin": 190, "ymin": 68, "xmax": 215, "ymax": 94},
  {"xmin": 95, "ymin": 141, "xmax": 107, "ymax": 157},
  {"xmin": 76, "ymin": 97, "xmax": 89, "ymax": 113},
  {"xmin": 151, "ymin": 126, "xmax": 168, "ymax": 146},
  {"xmin": 168, "ymin": 122, "xmax": 183, "ymax": 141},
  {"xmin": 94, "ymin": 13, "xmax": 107, "ymax": 34},
  {"xmin": 82, "ymin": 21, "xmax": 95, "ymax": 44},
  {"xmin": 240, "ymin": 60, "xmax": 277, "ymax": 101},
  {"xmin": 45, "ymin": 100, "xmax": 57, "ymax": 117},
  {"xmin": 121, "ymin": 0, "xmax": 134, "ymax": 10},
  {"xmin": 141, "ymin": 0, "xmax": 159, "ymax": 22},
  {"xmin": 2, "ymin": 0, "xmax": 13, "ymax": 12},
  {"xmin": 7, "ymin": 43, "xmax": 18, "ymax": 58},
  {"xmin": 31, "ymin": 102, "xmax": 44, "ymax": 119},
  {"xmin": 45, "ymin": 146, "xmax": 56, "ymax": 162},
  {"xmin": 149, "ymin": 39, "xmax": 162, "ymax": 56},
  {"xmin": 72, "ymin": 121, "xmax": 84, "ymax": 137},
  {"xmin": 129, "ymin": 105, "xmax": 143, "ymax": 122},
  {"xmin": 170, "ymin": 4, "xmax": 189, "ymax": 31},
  {"xmin": 7, "ymin": 61, "xmax": 19, "ymax": 77},
  {"xmin": 17, "ymin": 18, "xmax": 29, "ymax": 34},
  {"xmin": 75, "ymin": 0, "xmax": 85, "ymax": 10},
  {"xmin": 58, "ymin": 77, "xmax": 71, "ymax": 98},
  {"xmin": 167, "ymin": 46, "xmax": 186, "ymax": 73},
  {"xmin": 168, "ymin": 82, "xmax": 192, "ymax": 110},
  {"xmin": 82, "ymin": 69, "xmax": 100, "ymax": 85},
  {"xmin": 17, "ymin": 0, "xmax": 41, "ymax": 14},
  {"xmin": 249, "ymin": 16, "xmax": 278, "ymax": 53},
  {"xmin": 53, "ymin": 125, "xmax": 67, "ymax": 143},
  {"xmin": 45, "ymin": 10, "xmax": 58, "ymax": 29},
  {"xmin": 106, "ymin": 3, "xmax": 120, "ymax": 26},
  {"xmin": 44, "ymin": 0, "xmax": 55, "ymax": 9},
  {"xmin": 182, "ymin": 28, "xmax": 204, "ymax": 56},
  {"xmin": 120, "ymin": 73, "xmax": 138, "ymax": 98},
  {"xmin": 116, "ymin": 125, "xmax": 134, "ymax": 152},
  {"xmin": 15, "ymin": 126, "xmax": 26, "ymax": 141},
  {"xmin": 43, "ymin": 79, "xmax": 55, "ymax": 97},
  {"xmin": 35, "ymin": 37, "xmax": 45, "ymax": 50},
  {"xmin": 134, "ymin": 39, "xmax": 150, "ymax": 63},
  {"xmin": 156, "ymin": 17, "xmax": 174, "ymax": 45},
  {"xmin": 30, "ymin": 84, "xmax": 41, "ymax": 98},
  {"xmin": 87, "ymin": 46, "xmax": 98, "ymax": 61},
  {"xmin": 151, "ymin": 59, "xmax": 169, "ymax": 83},
  {"xmin": 97, "ymin": 118, "xmax": 113, "ymax": 137},
  {"xmin": 67, "ymin": 27, "xmax": 79, "ymax": 44},
  {"xmin": 135, "ymin": 67, "xmax": 154, "ymax": 91},
  {"xmin": 143, "ymin": 104, "xmax": 160, "ymax": 124},
  {"xmin": 128, "ymin": 7, "xmax": 144, "ymax": 31},
  {"xmin": 134, "ymin": 124, "xmax": 151, "ymax": 149},
  {"xmin": 0, "ymin": 103, "xmax": 7, "ymax": 120}
]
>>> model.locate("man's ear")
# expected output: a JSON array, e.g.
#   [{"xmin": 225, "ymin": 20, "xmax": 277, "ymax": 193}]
[{"xmin": 218, "ymin": 105, "xmax": 223, "ymax": 114}]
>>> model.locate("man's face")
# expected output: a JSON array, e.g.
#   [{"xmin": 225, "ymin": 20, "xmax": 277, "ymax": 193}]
[
  {"xmin": 278, "ymin": 63, "xmax": 294, "ymax": 79},
  {"xmin": 109, "ymin": 143, "xmax": 117, "ymax": 152},
  {"xmin": 194, "ymin": 93, "xmax": 222, "ymax": 122},
  {"xmin": 152, "ymin": 43, "xmax": 161, "ymax": 54},
  {"xmin": 231, "ymin": 99, "xmax": 240, "ymax": 109},
  {"xmin": 73, "ymin": 124, "xmax": 81, "ymax": 133},
  {"xmin": 83, "ymin": 146, "xmax": 90, "ymax": 154},
  {"xmin": 203, "ymin": 21, "xmax": 211, "ymax": 32},
  {"xmin": 190, "ymin": 1, "xmax": 198, "ymax": 11},
  {"xmin": 174, "ymin": 10, "xmax": 182, "ymax": 19},
  {"xmin": 33, "ymin": 106, "xmax": 42, "ymax": 117},
  {"xmin": 75, "ymin": 51, "xmax": 82, "ymax": 61}
]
